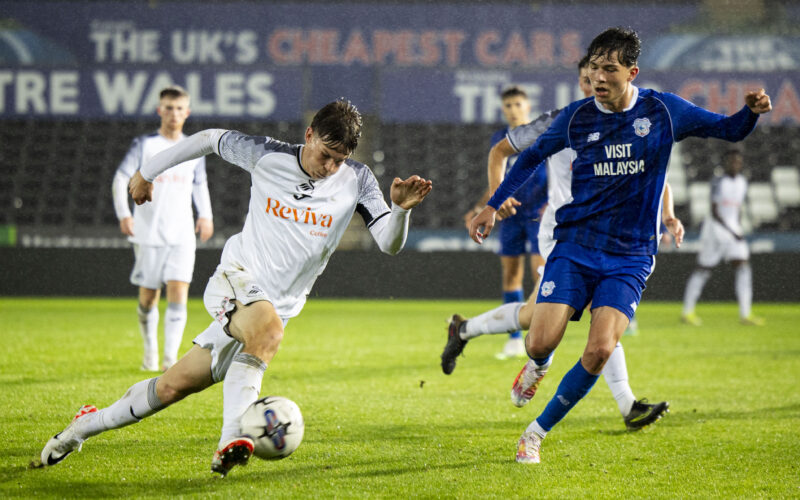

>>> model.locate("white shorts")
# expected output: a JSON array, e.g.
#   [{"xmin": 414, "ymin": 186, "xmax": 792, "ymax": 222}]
[
  {"xmin": 202, "ymin": 265, "xmax": 277, "ymax": 328},
  {"xmin": 130, "ymin": 243, "xmax": 195, "ymax": 289},
  {"xmin": 196, "ymin": 265, "xmax": 287, "ymax": 382},
  {"xmin": 696, "ymin": 219, "xmax": 750, "ymax": 268}
]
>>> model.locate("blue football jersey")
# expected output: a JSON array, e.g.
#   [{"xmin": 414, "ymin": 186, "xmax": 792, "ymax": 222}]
[
  {"xmin": 490, "ymin": 127, "xmax": 547, "ymax": 219},
  {"xmin": 488, "ymin": 87, "xmax": 759, "ymax": 255}
]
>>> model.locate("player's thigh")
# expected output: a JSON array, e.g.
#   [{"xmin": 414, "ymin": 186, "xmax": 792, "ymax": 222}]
[
  {"xmin": 500, "ymin": 255, "xmax": 525, "ymax": 289},
  {"xmin": 723, "ymin": 240, "xmax": 750, "ymax": 263},
  {"xmin": 528, "ymin": 302, "xmax": 573, "ymax": 352},
  {"xmin": 157, "ymin": 345, "xmax": 214, "ymax": 404},
  {"xmin": 583, "ymin": 306, "xmax": 629, "ymax": 374},
  {"xmin": 228, "ymin": 299, "xmax": 284, "ymax": 347}
]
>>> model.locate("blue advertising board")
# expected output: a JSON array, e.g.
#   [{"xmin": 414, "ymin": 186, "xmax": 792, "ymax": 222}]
[{"xmin": 2, "ymin": 1, "xmax": 799, "ymax": 123}]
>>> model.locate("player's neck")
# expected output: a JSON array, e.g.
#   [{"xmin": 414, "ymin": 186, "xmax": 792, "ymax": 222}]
[
  {"xmin": 605, "ymin": 85, "xmax": 636, "ymax": 113},
  {"xmin": 159, "ymin": 126, "xmax": 183, "ymax": 141}
]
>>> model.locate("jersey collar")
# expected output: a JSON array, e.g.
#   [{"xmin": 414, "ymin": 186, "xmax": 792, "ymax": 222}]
[
  {"xmin": 594, "ymin": 85, "xmax": 639, "ymax": 114},
  {"xmin": 296, "ymin": 145, "xmax": 314, "ymax": 178}
]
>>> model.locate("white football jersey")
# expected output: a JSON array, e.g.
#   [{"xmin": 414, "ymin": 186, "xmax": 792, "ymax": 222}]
[
  {"xmin": 114, "ymin": 132, "xmax": 208, "ymax": 246},
  {"xmin": 710, "ymin": 174, "xmax": 747, "ymax": 234},
  {"xmin": 213, "ymin": 131, "xmax": 391, "ymax": 318}
]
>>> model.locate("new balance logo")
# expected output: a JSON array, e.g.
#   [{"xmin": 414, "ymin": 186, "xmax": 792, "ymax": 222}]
[{"xmin": 588, "ymin": 132, "xmax": 600, "ymax": 142}]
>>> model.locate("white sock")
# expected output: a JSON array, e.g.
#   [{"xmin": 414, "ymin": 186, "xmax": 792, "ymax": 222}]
[
  {"xmin": 462, "ymin": 303, "xmax": 523, "ymax": 340},
  {"xmin": 682, "ymin": 269, "xmax": 711, "ymax": 315},
  {"xmin": 219, "ymin": 353, "xmax": 267, "ymax": 447},
  {"xmin": 163, "ymin": 303, "xmax": 187, "ymax": 365},
  {"xmin": 602, "ymin": 343, "xmax": 636, "ymax": 416},
  {"xmin": 525, "ymin": 419, "xmax": 547, "ymax": 439},
  {"xmin": 137, "ymin": 304, "xmax": 159, "ymax": 364},
  {"xmin": 79, "ymin": 377, "xmax": 166, "ymax": 439},
  {"xmin": 735, "ymin": 263, "xmax": 753, "ymax": 318}
]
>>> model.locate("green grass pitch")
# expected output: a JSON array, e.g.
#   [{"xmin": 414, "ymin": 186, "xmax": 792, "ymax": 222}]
[{"xmin": 1, "ymin": 298, "xmax": 799, "ymax": 498}]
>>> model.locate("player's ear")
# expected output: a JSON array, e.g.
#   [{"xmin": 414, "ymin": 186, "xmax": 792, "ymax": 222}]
[
  {"xmin": 304, "ymin": 127, "xmax": 314, "ymax": 144},
  {"xmin": 627, "ymin": 66, "xmax": 639, "ymax": 83}
]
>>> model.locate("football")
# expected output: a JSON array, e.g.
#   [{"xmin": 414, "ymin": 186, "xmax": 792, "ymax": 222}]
[{"xmin": 240, "ymin": 396, "xmax": 304, "ymax": 460}]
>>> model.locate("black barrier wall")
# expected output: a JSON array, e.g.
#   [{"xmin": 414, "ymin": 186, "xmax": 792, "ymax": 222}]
[{"xmin": 0, "ymin": 248, "xmax": 798, "ymax": 301}]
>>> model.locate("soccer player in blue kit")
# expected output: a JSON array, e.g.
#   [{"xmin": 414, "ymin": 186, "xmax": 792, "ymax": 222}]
[{"xmin": 470, "ymin": 27, "xmax": 772, "ymax": 464}]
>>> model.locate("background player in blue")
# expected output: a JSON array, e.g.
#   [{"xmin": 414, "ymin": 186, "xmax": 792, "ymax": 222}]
[
  {"xmin": 464, "ymin": 87, "xmax": 547, "ymax": 359},
  {"xmin": 470, "ymin": 27, "xmax": 772, "ymax": 464}
]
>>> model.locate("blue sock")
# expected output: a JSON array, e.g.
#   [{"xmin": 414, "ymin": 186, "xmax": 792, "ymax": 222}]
[
  {"xmin": 503, "ymin": 289, "xmax": 524, "ymax": 339},
  {"xmin": 536, "ymin": 359, "xmax": 599, "ymax": 432},
  {"xmin": 533, "ymin": 353, "xmax": 553, "ymax": 367}
]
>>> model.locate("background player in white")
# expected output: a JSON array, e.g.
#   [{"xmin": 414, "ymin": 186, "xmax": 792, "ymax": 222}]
[
  {"xmin": 682, "ymin": 149, "xmax": 764, "ymax": 326},
  {"xmin": 112, "ymin": 85, "xmax": 214, "ymax": 372},
  {"xmin": 39, "ymin": 100, "xmax": 432, "ymax": 476},
  {"xmin": 442, "ymin": 57, "xmax": 673, "ymax": 431},
  {"xmin": 463, "ymin": 86, "xmax": 545, "ymax": 359}
]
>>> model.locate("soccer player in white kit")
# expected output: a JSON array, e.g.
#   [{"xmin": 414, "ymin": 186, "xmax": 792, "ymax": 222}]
[
  {"xmin": 38, "ymin": 100, "xmax": 432, "ymax": 476},
  {"xmin": 682, "ymin": 149, "xmax": 763, "ymax": 326},
  {"xmin": 111, "ymin": 85, "xmax": 214, "ymax": 372},
  {"xmin": 441, "ymin": 57, "xmax": 676, "ymax": 431}
]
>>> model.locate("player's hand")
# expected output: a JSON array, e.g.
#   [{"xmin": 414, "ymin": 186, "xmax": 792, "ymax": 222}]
[
  {"xmin": 119, "ymin": 217, "xmax": 134, "ymax": 236},
  {"xmin": 390, "ymin": 175, "xmax": 433, "ymax": 209},
  {"xmin": 745, "ymin": 89, "xmax": 772, "ymax": 114},
  {"xmin": 196, "ymin": 217, "xmax": 214, "ymax": 242},
  {"xmin": 496, "ymin": 197, "xmax": 521, "ymax": 220},
  {"xmin": 469, "ymin": 206, "xmax": 496, "ymax": 244},
  {"xmin": 129, "ymin": 171, "xmax": 154, "ymax": 205},
  {"xmin": 463, "ymin": 208, "xmax": 479, "ymax": 229},
  {"xmin": 664, "ymin": 217, "xmax": 684, "ymax": 248}
]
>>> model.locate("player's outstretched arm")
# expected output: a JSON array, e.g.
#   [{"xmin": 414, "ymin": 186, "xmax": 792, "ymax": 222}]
[{"xmin": 390, "ymin": 175, "xmax": 432, "ymax": 209}]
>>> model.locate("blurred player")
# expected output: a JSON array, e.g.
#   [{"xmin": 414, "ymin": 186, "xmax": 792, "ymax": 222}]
[
  {"xmin": 464, "ymin": 86, "xmax": 547, "ymax": 359},
  {"xmin": 38, "ymin": 100, "xmax": 432, "ymax": 476},
  {"xmin": 469, "ymin": 28, "xmax": 771, "ymax": 464},
  {"xmin": 442, "ymin": 56, "xmax": 670, "ymax": 432},
  {"xmin": 681, "ymin": 149, "xmax": 764, "ymax": 326},
  {"xmin": 112, "ymin": 85, "xmax": 214, "ymax": 372}
]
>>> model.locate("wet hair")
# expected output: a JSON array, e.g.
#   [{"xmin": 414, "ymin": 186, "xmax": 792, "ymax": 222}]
[
  {"xmin": 578, "ymin": 55, "xmax": 590, "ymax": 70},
  {"xmin": 586, "ymin": 27, "xmax": 641, "ymax": 67},
  {"xmin": 159, "ymin": 85, "xmax": 190, "ymax": 100},
  {"xmin": 310, "ymin": 98, "xmax": 362, "ymax": 154},
  {"xmin": 501, "ymin": 86, "xmax": 528, "ymax": 101}
]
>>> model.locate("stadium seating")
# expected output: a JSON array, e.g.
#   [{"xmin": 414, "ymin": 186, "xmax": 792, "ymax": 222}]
[{"xmin": 1, "ymin": 120, "xmax": 798, "ymax": 233}]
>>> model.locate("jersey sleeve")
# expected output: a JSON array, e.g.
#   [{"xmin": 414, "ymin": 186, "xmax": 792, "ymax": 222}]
[
  {"xmin": 506, "ymin": 108, "xmax": 561, "ymax": 152},
  {"xmin": 216, "ymin": 131, "xmax": 294, "ymax": 173},
  {"xmin": 489, "ymin": 129, "xmax": 506, "ymax": 150},
  {"xmin": 115, "ymin": 137, "xmax": 143, "ymax": 178},
  {"xmin": 661, "ymin": 92, "xmax": 759, "ymax": 143},
  {"xmin": 488, "ymin": 107, "xmax": 570, "ymax": 209},
  {"xmin": 353, "ymin": 162, "xmax": 391, "ymax": 228},
  {"xmin": 111, "ymin": 136, "xmax": 143, "ymax": 220}
]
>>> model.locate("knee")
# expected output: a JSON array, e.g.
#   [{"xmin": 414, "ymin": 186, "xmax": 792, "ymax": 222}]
[
  {"xmin": 582, "ymin": 344, "xmax": 614, "ymax": 373},
  {"xmin": 525, "ymin": 332, "xmax": 557, "ymax": 358},
  {"xmin": 242, "ymin": 322, "xmax": 284, "ymax": 357}
]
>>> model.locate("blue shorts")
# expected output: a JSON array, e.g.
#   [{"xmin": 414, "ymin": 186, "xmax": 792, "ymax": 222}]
[
  {"xmin": 536, "ymin": 241, "xmax": 655, "ymax": 321},
  {"xmin": 496, "ymin": 214, "xmax": 540, "ymax": 257}
]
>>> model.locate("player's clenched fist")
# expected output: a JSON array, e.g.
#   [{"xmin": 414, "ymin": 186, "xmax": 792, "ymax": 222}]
[
  {"xmin": 745, "ymin": 89, "xmax": 772, "ymax": 114},
  {"xmin": 469, "ymin": 205, "xmax": 497, "ymax": 244},
  {"xmin": 129, "ymin": 171, "xmax": 154, "ymax": 205},
  {"xmin": 390, "ymin": 175, "xmax": 433, "ymax": 210}
]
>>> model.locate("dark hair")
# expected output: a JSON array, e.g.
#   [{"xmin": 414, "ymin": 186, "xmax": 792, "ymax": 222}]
[
  {"xmin": 159, "ymin": 85, "xmax": 189, "ymax": 100},
  {"xmin": 586, "ymin": 27, "xmax": 641, "ymax": 67},
  {"xmin": 578, "ymin": 55, "xmax": 590, "ymax": 70},
  {"xmin": 310, "ymin": 99, "xmax": 362, "ymax": 154},
  {"xmin": 723, "ymin": 148, "xmax": 743, "ymax": 161},
  {"xmin": 501, "ymin": 86, "xmax": 528, "ymax": 100}
]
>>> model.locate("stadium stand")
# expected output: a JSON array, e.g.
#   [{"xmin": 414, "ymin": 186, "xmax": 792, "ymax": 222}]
[{"xmin": 1, "ymin": 120, "xmax": 798, "ymax": 234}]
